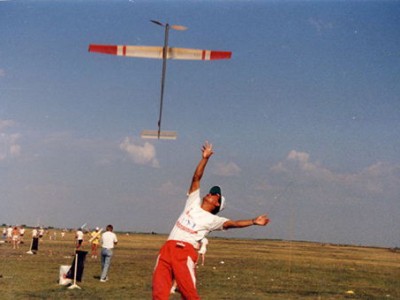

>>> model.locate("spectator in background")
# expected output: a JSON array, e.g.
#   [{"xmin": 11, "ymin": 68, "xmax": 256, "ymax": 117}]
[
  {"xmin": 197, "ymin": 237, "xmax": 209, "ymax": 266},
  {"xmin": 19, "ymin": 226, "xmax": 25, "ymax": 244},
  {"xmin": 99, "ymin": 225, "xmax": 118, "ymax": 282},
  {"xmin": 90, "ymin": 227, "xmax": 101, "ymax": 259},
  {"xmin": 32, "ymin": 227, "xmax": 38, "ymax": 238},
  {"xmin": 38, "ymin": 227, "xmax": 44, "ymax": 239},
  {"xmin": 6, "ymin": 225, "xmax": 12, "ymax": 243},
  {"xmin": 12, "ymin": 226, "xmax": 20, "ymax": 249},
  {"xmin": 75, "ymin": 228, "xmax": 84, "ymax": 249}
]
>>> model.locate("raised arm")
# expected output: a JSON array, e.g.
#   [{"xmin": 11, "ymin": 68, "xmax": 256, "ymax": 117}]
[
  {"xmin": 223, "ymin": 214, "xmax": 270, "ymax": 230},
  {"xmin": 188, "ymin": 141, "xmax": 214, "ymax": 194}
]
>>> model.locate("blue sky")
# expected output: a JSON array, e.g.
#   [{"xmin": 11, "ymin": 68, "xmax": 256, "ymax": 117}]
[{"xmin": 1, "ymin": 0, "xmax": 399, "ymax": 247}]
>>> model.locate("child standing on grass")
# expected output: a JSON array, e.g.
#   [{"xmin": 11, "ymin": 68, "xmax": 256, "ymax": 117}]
[
  {"xmin": 12, "ymin": 226, "xmax": 20, "ymax": 249},
  {"xmin": 197, "ymin": 237, "xmax": 208, "ymax": 266}
]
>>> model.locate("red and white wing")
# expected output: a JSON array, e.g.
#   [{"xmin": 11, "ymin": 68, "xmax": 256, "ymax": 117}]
[
  {"xmin": 88, "ymin": 44, "xmax": 232, "ymax": 60},
  {"xmin": 168, "ymin": 47, "xmax": 232, "ymax": 60}
]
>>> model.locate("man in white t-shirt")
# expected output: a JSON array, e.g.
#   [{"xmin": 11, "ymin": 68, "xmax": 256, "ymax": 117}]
[
  {"xmin": 100, "ymin": 224, "xmax": 118, "ymax": 282},
  {"xmin": 32, "ymin": 227, "xmax": 38, "ymax": 238},
  {"xmin": 6, "ymin": 226, "xmax": 13, "ymax": 243},
  {"xmin": 75, "ymin": 228, "xmax": 84, "ymax": 249},
  {"xmin": 152, "ymin": 141, "xmax": 270, "ymax": 299}
]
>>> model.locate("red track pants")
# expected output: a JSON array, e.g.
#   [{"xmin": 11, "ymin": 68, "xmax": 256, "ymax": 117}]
[{"xmin": 152, "ymin": 240, "xmax": 199, "ymax": 300}]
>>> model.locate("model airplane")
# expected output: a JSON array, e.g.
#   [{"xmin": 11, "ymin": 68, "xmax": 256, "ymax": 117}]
[
  {"xmin": 89, "ymin": 20, "xmax": 232, "ymax": 139},
  {"xmin": 88, "ymin": 228, "xmax": 103, "ymax": 243}
]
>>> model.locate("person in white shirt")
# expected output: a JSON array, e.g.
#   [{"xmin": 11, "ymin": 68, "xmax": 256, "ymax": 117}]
[
  {"xmin": 152, "ymin": 141, "xmax": 270, "ymax": 299},
  {"xmin": 197, "ymin": 237, "xmax": 209, "ymax": 266},
  {"xmin": 100, "ymin": 224, "xmax": 118, "ymax": 282},
  {"xmin": 32, "ymin": 227, "xmax": 38, "ymax": 238},
  {"xmin": 38, "ymin": 227, "xmax": 44, "ymax": 238},
  {"xmin": 6, "ymin": 226, "xmax": 13, "ymax": 243},
  {"xmin": 19, "ymin": 226, "xmax": 25, "ymax": 244},
  {"xmin": 75, "ymin": 228, "xmax": 84, "ymax": 249}
]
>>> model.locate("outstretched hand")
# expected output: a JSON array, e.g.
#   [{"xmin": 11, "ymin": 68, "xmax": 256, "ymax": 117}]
[
  {"xmin": 253, "ymin": 215, "xmax": 270, "ymax": 226},
  {"xmin": 202, "ymin": 141, "xmax": 214, "ymax": 159},
  {"xmin": 188, "ymin": 141, "xmax": 214, "ymax": 194}
]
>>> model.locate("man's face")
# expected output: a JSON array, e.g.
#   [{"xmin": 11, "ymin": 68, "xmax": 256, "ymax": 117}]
[{"xmin": 205, "ymin": 193, "xmax": 221, "ymax": 208}]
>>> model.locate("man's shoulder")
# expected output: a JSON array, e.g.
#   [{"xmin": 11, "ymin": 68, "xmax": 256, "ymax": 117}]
[
  {"xmin": 103, "ymin": 231, "xmax": 116, "ymax": 237},
  {"xmin": 187, "ymin": 189, "xmax": 201, "ymax": 203}
]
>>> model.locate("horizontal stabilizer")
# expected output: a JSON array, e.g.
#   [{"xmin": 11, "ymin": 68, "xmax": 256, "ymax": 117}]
[
  {"xmin": 89, "ymin": 44, "xmax": 232, "ymax": 60},
  {"xmin": 141, "ymin": 130, "xmax": 177, "ymax": 140}
]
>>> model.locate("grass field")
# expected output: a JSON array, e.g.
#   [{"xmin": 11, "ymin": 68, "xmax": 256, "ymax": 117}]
[{"xmin": 0, "ymin": 230, "xmax": 399, "ymax": 299}]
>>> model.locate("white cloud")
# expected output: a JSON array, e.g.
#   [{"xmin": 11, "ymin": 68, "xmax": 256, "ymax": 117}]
[
  {"xmin": 9, "ymin": 135, "xmax": 21, "ymax": 156},
  {"xmin": 342, "ymin": 162, "xmax": 400, "ymax": 195},
  {"xmin": 0, "ymin": 119, "xmax": 15, "ymax": 130},
  {"xmin": 270, "ymin": 149, "xmax": 400, "ymax": 199},
  {"xmin": 119, "ymin": 137, "xmax": 159, "ymax": 168},
  {"xmin": 272, "ymin": 150, "xmax": 333, "ymax": 179},
  {"xmin": 0, "ymin": 120, "xmax": 21, "ymax": 161},
  {"xmin": 214, "ymin": 161, "xmax": 241, "ymax": 176}
]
